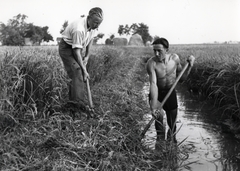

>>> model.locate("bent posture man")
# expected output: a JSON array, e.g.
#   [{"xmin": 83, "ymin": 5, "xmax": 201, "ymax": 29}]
[
  {"xmin": 146, "ymin": 38, "xmax": 195, "ymax": 142},
  {"xmin": 58, "ymin": 7, "xmax": 103, "ymax": 113}
]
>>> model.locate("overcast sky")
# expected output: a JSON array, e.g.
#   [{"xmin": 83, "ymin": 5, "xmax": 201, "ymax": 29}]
[{"xmin": 0, "ymin": 0, "xmax": 239, "ymax": 44}]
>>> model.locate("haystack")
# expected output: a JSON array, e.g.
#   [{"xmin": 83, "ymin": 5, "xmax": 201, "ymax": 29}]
[
  {"xmin": 128, "ymin": 34, "xmax": 144, "ymax": 46},
  {"xmin": 113, "ymin": 37, "xmax": 128, "ymax": 46},
  {"xmin": 145, "ymin": 41, "xmax": 151, "ymax": 47}
]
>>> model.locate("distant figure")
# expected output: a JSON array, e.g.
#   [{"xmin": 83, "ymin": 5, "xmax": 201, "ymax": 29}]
[
  {"xmin": 146, "ymin": 38, "xmax": 195, "ymax": 142},
  {"xmin": 58, "ymin": 7, "xmax": 103, "ymax": 115}
]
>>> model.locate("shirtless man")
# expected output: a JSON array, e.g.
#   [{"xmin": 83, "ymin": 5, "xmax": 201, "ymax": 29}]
[{"xmin": 146, "ymin": 38, "xmax": 195, "ymax": 142}]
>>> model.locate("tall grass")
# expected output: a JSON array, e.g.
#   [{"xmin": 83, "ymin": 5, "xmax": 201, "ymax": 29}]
[
  {"xmin": 0, "ymin": 46, "xmax": 67, "ymax": 120},
  {"xmin": 0, "ymin": 45, "xmax": 184, "ymax": 170},
  {"xmin": 173, "ymin": 44, "xmax": 240, "ymax": 125},
  {"xmin": 1, "ymin": 44, "xmax": 239, "ymax": 170}
]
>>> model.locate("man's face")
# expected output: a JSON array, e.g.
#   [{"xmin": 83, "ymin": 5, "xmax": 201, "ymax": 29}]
[
  {"xmin": 153, "ymin": 44, "xmax": 167, "ymax": 61},
  {"xmin": 88, "ymin": 15, "xmax": 103, "ymax": 30}
]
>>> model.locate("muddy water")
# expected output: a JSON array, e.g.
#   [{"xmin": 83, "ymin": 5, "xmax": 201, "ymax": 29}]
[{"xmin": 142, "ymin": 83, "xmax": 240, "ymax": 171}]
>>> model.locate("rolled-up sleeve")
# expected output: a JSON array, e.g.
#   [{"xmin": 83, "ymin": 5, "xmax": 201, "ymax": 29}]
[{"xmin": 72, "ymin": 31, "xmax": 83, "ymax": 49}]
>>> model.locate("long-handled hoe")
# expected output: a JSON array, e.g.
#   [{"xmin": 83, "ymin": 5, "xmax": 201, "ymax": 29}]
[
  {"xmin": 74, "ymin": 58, "xmax": 96, "ymax": 119},
  {"xmin": 140, "ymin": 63, "xmax": 189, "ymax": 139},
  {"xmin": 86, "ymin": 78, "xmax": 96, "ymax": 119}
]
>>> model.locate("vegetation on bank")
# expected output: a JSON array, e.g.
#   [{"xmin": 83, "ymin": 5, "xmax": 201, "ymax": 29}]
[
  {"xmin": 173, "ymin": 44, "xmax": 240, "ymax": 127},
  {"xmin": 0, "ymin": 46, "xmax": 185, "ymax": 170},
  {"xmin": 0, "ymin": 44, "xmax": 240, "ymax": 170}
]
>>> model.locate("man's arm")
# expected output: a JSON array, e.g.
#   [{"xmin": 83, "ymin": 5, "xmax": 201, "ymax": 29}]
[
  {"xmin": 146, "ymin": 59, "xmax": 159, "ymax": 114},
  {"xmin": 83, "ymin": 39, "xmax": 93, "ymax": 66},
  {"xmin": 71, "ymin": 31, "xmax": 89, "ymax": 81},
  {"xmin": 73, "ymin": 48, "xmax": 89, "ymax": 81},
  {"xmin": 174, "ymin": 54, "xmax": 195, "ymax": 81}
]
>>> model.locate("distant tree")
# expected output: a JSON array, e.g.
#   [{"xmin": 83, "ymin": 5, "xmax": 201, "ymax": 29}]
[
  {"xmin": 105, "ymin": 34, "xmax": 115, "ymax": 45},
  {"xmin": 93, "ymin": 33, "xmax": 104, "ymax": 44},
  {"xmin": 0, "ymin": 14, "xmax": 28, "ymax": 45},
  {"xmin": 118, "ymin": 24, "xmax": 131, "ymax": 36},
  {"xmin": 25, "ymin": 24, "xmax": 42, "ymax": 44},
  {"xmin": 130, "ymin": 23, "xmax": 138, "ymax": 32},
  {"xmin": 134, "ymin": 23, "xmax": 152, "ymax": 45},
  {"xmin": 1, "ymin": 25, "xmax": 24, "ymax": 45},
  {"xmin": 42, "ymin": 26, "xmax": 53, "ymax": 42},
  {"xmin": 123, "ymin": 24, "xmax": 131, "ymax": 35},
  {"xmin": 25, "ymin": 24, "xmax": 53, "ymax": 45},
  {"xmin": 118, "ymin": 25, "xmax": 124, "ymax": 36},
  {"xmin": 110, "ymin": 34, "xmax": 115, "ymax": 40},
  {"xmin": 60, "ymin": 20, "xmax": 68, "ymax": 34},
  {"xmin": 0, "ymin": 14, "xmax": 53, "ymax": 45},
  {"xmin": 117, "ymin": 23, "xmax": 152, "ymax": 45},
  {"xmin": 9, "ymin": 14, "xmax": 28, "ymax": 32}
]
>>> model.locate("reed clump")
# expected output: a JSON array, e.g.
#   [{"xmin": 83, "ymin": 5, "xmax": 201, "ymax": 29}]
[{"xmin": 173, "ymin": 44, "xmax": 240, "ymax": 131}]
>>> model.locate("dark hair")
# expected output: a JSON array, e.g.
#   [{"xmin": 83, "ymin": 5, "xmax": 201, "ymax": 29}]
[
  {"xmin": 89, "ymin": 7, "xmax": 103, "ymax": 19},
  {"xmin": 152, "ymin": 38, "xmax": 169, "ymax": 49}
]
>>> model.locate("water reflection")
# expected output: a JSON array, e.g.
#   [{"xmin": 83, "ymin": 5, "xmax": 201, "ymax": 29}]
[{"xmin": 142, "ymin": 83, "xmax": 240, "ymax": 171}]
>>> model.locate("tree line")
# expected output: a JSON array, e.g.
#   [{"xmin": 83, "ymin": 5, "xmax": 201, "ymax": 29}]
[
  {"xmin": 117, "ymin": 23, "xmax": 153, "ymax": 45},
  {"xmin": 0, "ymin": 14, "xmax": 53, "ymax": 46},
  {"xmin": 0, "ymin": 14, "xmax": 156, "ymax": 46},
  {"xmin": 60, "ymin": 21, "xmax": 155, "ymax": 45}
]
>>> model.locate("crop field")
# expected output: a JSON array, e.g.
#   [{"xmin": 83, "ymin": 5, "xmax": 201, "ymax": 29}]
[{"xmin": 0, "ymin": 44, "xmax": 240, "ymax": 170}]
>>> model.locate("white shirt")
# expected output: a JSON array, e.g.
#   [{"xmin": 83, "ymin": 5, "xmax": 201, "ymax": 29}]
[{"xmin": 62, "ymin": 16, "xmax": 97, "ymax": 49}]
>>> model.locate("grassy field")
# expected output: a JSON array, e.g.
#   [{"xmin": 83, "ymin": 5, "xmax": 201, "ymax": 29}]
[{"xmin": 0, "ymin": 44, "xmax": 240, "ymax": 170}]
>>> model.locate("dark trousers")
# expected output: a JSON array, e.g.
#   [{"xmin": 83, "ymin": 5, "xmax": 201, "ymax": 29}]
[
  {"xmin": 58, "ymin": 39, "xmax": 85, "ymax": 102},
  {"xmin": 149, "ymin": 89, "xmax": 178, "ymax": 140}
]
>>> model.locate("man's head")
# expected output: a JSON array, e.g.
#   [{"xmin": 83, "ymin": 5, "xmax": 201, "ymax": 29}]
[
  {"xmin": 87, "ymin": 7, "xmax": 103, "ymax": 30},
  {"xmin": 152, "ymin": 38, "xmax": 169, "ymax": 61},
  {"xmin": 152, "ymin": 38, "xmax": 169, "ymax": 50}
]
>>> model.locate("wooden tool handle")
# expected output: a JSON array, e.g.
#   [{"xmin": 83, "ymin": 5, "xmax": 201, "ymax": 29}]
[
  {"xmin": 86, "ymin": 79, "xmax": 93, "ymax": 109},
  {"xmin": 140, "ymin": 62, "xmax": 189, "ymax": 139}
]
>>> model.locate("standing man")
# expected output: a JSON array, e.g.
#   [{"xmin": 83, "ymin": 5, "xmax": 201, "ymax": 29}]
[
  {"xmin": 146, "ymin": 38, "xmax": 195, "ymax": 142},
  {"xmin": 58, "ymin": 7, "xmax": 103, "ymax": 113}
]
